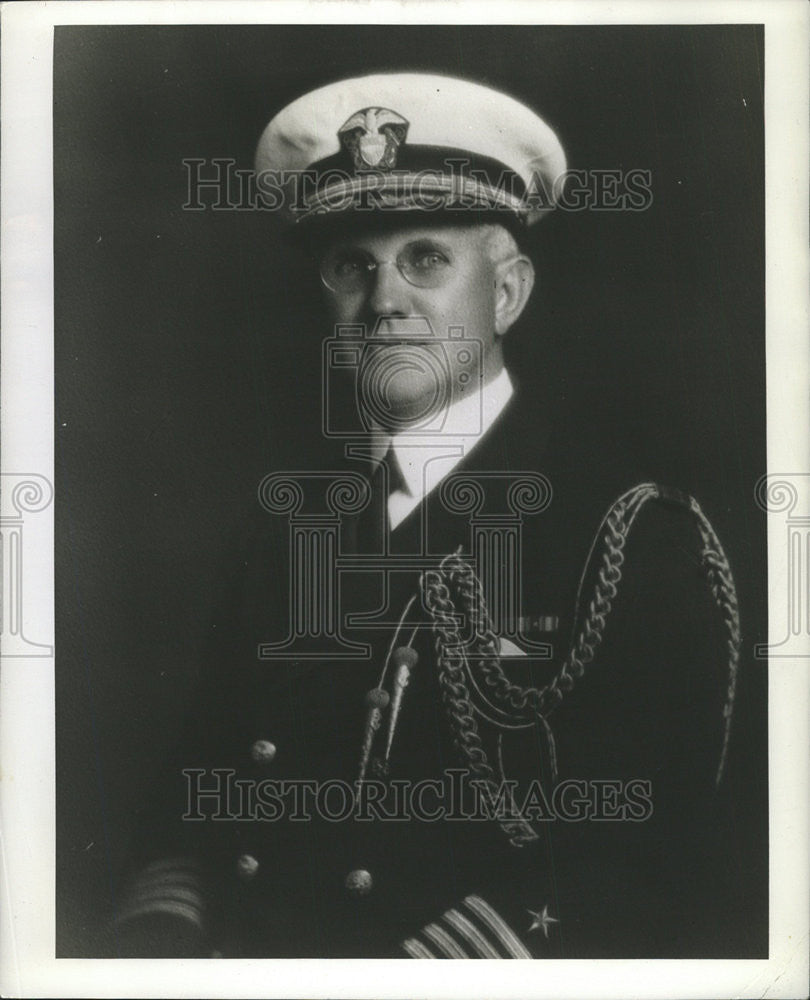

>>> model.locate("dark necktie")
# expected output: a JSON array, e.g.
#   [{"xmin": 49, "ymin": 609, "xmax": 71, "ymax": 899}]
[{"xmin": 346, "ymin": 446, "xmax": 405, "ymax": 555}]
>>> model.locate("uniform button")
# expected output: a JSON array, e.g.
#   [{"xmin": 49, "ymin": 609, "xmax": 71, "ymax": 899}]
[
  {"xmin": 344, "ymin": 868, "xmax": 373, "ymax": 896},
  {"xmin": 236, "ymin": 854, "xmax": 259, "ymax": 881},
  {"xmin": 251, "ymin": 739, "xmax": 277, "ymax": 763}
]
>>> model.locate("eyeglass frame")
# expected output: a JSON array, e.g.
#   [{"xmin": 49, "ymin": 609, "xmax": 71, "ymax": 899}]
[{"xmin": 318, "ymin": 240, "xmax": 458, "ymax": 295}]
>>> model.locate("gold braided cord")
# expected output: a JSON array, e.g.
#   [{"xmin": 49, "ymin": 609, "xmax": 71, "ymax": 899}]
[
  {"xmin": 420, "ymin": 482, "xmax": 741, "ymax": 831},
  {"xmin": 687, "ymin": 494, "xmax": 741, "ymax": 785},
  {"xmin": 421, "ymin": 568, "xmax": 539, "ymax": 847}
]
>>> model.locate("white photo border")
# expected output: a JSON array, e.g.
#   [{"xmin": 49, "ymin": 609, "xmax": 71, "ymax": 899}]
[{"xmin": 1, "ymin": 1, "xmax": 808, "ymax": 998}]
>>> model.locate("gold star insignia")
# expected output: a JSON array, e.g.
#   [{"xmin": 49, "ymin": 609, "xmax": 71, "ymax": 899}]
[{"xmin": 527, "ymin": 904, "xmax": 559, "ymax": 938}]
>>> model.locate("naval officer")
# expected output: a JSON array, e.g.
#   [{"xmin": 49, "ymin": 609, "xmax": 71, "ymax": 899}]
[{"xmin": 111, "ymin": 72, "xmax": 746, "ymax": 959}]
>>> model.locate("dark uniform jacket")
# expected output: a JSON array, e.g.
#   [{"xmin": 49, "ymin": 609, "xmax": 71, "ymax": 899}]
[{"xmin": 112, "ymin": 381, "xmax": 756, "ymax": 960}]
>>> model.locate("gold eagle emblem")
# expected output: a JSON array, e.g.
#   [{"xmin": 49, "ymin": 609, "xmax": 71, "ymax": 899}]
[{"xmin": 338, "ymin": 107, "xmax": 409, "ymax": 170}]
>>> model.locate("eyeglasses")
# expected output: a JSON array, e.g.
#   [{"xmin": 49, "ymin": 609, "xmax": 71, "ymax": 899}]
[{"xmin": 319, "ymin": 241, "xmax": 455, "ymax": 295}]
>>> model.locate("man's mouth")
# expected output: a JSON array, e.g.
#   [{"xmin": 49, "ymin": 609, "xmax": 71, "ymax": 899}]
[
  {"xmin": 371, "ymin": 339, "xmax": 434, "ymax": 346},
  {"xmin": 371, "ymin": 318, "xmax": 437, "ymax": 342}
]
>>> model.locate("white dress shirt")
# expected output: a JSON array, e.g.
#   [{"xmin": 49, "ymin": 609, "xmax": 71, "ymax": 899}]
[{"xmin": 371, "ymin": 367, "xmax": 514, "ymax": 530}]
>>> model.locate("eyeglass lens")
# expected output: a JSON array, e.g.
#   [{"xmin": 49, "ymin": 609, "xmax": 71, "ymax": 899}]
[{"xmin": 320, "ymin": 241, "xmax": 453, "ymax": 292}]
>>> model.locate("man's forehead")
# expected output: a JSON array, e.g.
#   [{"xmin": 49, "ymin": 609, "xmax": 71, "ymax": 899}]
[{"xmin": 316, "ymin": 218, "xmax": 491, "ymax": 253}]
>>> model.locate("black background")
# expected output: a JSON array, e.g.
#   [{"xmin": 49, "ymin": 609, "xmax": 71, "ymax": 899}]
[{"xmin": 54, "ymin": 24, "xmax": 767, "ymax": 954}]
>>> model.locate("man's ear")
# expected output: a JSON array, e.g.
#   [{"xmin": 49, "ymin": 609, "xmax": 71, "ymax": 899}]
[{"xmin": 494, "ymin": 256, "xmax": 535, "ymax": 337}]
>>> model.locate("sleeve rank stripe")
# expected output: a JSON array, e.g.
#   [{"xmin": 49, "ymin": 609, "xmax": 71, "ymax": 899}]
[
  {"xmin": 137, "ymin": 857, "xmax": 202, "ymax": 875},
  {"xmin": 118, "ymin": 885, "xmax": 204, "ymax": 909},
  {"xmin": 422, "ymin": 922, "xmax": 470, "ymax": 959},
  {"xmin": 124, "ymin": 872, "xmax": 203, "ymax": 891},
  {"xmin": 402, "ymin": 937, "xmax": 437, "ymax": 959},
  {"xmin": 463, "ymin": 895, "xmax": 532, "ymax": 958},
  {"xmin": 442, "ymin": 908, "xmax": 502, "ymax": 959},
  {"xmin": 114, "ymin": 898, "xmax": 205, "ymax": 929}
]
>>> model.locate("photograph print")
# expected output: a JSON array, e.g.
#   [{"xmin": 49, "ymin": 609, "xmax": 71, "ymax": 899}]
[{"xmin": 53, "ymin": 22, "xmax": 768, "ymax": 962}]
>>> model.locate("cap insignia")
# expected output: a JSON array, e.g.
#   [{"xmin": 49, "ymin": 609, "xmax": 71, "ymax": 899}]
[{"xmin": 338, "ymin": 107, "xmax": 409, "ymax": 170}]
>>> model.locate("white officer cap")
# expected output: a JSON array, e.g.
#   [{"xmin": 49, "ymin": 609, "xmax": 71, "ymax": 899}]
[{"xmin": 255, "ymin": 72, "xmax": 566, "ymax": 228}]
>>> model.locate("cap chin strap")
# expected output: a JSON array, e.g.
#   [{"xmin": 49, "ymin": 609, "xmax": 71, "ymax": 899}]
[{"xmin": 296, "ymin": 172, "xmax": 527, "ymax": 223}]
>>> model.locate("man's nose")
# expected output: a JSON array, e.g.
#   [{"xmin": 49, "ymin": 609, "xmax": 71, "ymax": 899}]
[{"xmin": 367, "ymin": 261, "xmax": 412, "ymax": 318}]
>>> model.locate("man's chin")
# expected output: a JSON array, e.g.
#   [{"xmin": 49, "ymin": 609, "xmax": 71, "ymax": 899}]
[
  {"xmin": 385, "ymin": 405, "xmax": 443, "ymax": 431},
  {"xmin": 359, "ymin": 384, "xmax": 447, "ymax": 432},
  {"xmin": 358, "ymin": 353, "xmax": 448, "ymax": 430}
]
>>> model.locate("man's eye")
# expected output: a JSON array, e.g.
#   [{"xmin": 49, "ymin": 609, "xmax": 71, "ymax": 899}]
[
  {"xmin": 410, "ymin": 252, "xmax": 449, "ymax": 271},
  {"xmin": 334, "ymin": 257, "xmax": 367, "ymax": 276}
]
